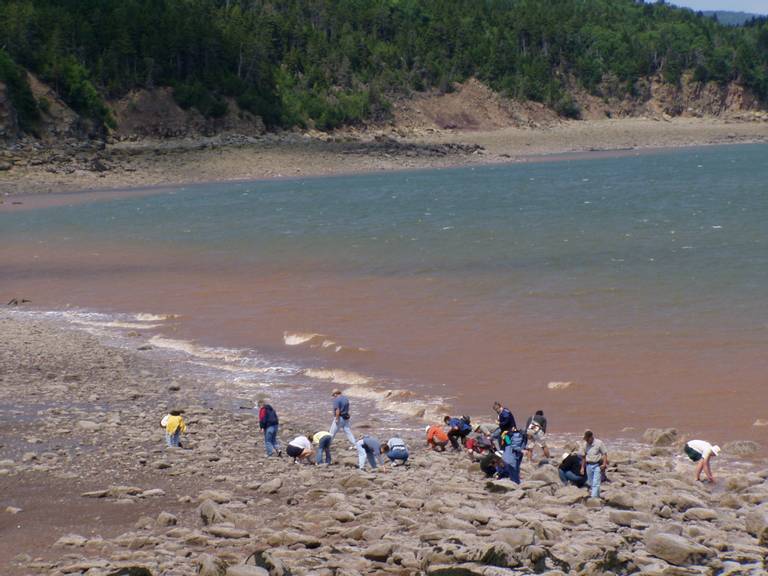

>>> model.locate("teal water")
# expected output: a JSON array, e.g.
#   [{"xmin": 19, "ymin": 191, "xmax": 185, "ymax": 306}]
[{"xmin": 2, "ymin": 144, "xmax": 767, "ymax": 441}]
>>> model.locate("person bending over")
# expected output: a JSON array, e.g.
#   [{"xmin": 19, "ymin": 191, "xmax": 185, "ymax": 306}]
[
  {"xmin": 558, "ymin": 451, "xmax": 586, "ymax": 487},
  {"xmin": 286, "ymin": 435, "xmax": 314, "ymax": 464},
  {"xmin": 425, "ymin": 424, "xmax": 449, "ymax": 452},
  {"xmin": 684, "ymin": 439, "xmax": 720, "ymax": 483},
  {"xmin": 382, "ymin": 437, "xmax": 409, "ymax": 466},
  {"xmin": 444, "ymin": 415, "xmax": 473, "ymax": 451}
]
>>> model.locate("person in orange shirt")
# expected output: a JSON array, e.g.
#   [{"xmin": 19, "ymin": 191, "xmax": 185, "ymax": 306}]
[{"xmin": 425, "ymin": 424, "xmax": 449, "ymax": 452}]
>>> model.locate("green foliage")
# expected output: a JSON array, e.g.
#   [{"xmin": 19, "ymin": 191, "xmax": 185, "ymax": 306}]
[
  {"xmin": 0, "ymin": 48, "xmax": 39, "ymax": 132},
  {"xmin": 55, "ymin": 57, "xmax": 116, "ymax": 128},
  {"xmin": 0, "ymin": 0, "xmax": 767, "ymax": 134}
]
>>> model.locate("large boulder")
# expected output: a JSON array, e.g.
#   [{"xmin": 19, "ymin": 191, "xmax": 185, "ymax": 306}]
[
  {"xmin": 645, "ymin": 533, "xmax": 713, "ymax": 566},
  {"xmin": 745, "ymin": 504, "xmax": 768, "ymax": 544},
  {"xmin": 642, "ymin": 428, "xmax": 679, "ymax": 447}
]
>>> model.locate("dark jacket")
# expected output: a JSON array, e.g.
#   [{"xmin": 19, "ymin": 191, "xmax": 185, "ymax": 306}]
[
  {"xmin": 258, "ymin": 404, "xmax": 279, "ymax": 429},
  {"xmin": 526, "ymin": 414, "xmax": 547, "ymax": 434},
  {"xmin": 559, "ymin": 454, "xmax": 583, "ymax": 476},
  {"xmin": 498, "ymin": 407, "xmax": 516, "ymax": 432}
]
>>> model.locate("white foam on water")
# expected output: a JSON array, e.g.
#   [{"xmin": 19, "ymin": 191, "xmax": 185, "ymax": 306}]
[
  {"xmin": 134, "ymin": 313, "xmax": 180, "ymax": 322},
  {"xmin": 283, "ymin": 331, "xmax": 371, "ymax": 355},
  {"xmin": 148, "ymin": 335, "xmax": 243, "ymax": 362},
  {"xmin": 547, "ymin": 381, "xmax": 573, "ymax": 390},
  {"xmin": 283, "ymin": 331, "xmax": 327, "ymax": 346},
  {"xmin": 70, "ymin": 319, "xmax": 162, "ymax": 330},
  {"xmin": 303, "ymin": 368, "xmax": 372, "ymax": 386}
]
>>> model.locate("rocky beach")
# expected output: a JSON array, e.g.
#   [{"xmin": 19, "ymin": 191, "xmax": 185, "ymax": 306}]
[{"xmin": 2, "ymin": 311, "xmax": 767, "ymax": 576}]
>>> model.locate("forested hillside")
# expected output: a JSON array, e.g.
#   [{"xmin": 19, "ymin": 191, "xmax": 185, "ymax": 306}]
[{"xmin": 2, "ymin": 0, "xmax": 768, "ymax": 135}]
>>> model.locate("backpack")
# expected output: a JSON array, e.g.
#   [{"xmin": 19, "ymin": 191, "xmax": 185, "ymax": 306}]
[
  {"xmin": 261, "ymin": 404, "xmax": 278, "ymax": 427},
  {"xmin": 526, "ymin": 415, "xmax": 542, "ymax": 436},
  {"xmin": 459, "ymin": 416, "xmax": 473, "ymax": 435},
  {"xmin": 502, "ymin": 429, "xmax": 527, "ymax": 453}
]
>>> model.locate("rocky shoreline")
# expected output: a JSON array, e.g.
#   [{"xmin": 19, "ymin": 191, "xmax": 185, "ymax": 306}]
[
  {"xmin": 1, "ymin": 311, "xmax": 767, "ymax": 576},
  {"xmin": 2, "ymin": 117, "xmax": 767, "ymax": 198}
]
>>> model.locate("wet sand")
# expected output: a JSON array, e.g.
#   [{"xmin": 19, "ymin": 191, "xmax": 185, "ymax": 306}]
[{"xmin": 2, "ymin": 117, "xmax": 767, "ymax": 198}]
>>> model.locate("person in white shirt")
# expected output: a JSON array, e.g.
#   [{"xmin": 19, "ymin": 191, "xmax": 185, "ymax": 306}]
[
  {"xmin": 286, "ymin": 435, "xmax": 313, "ymax": 464},
  {"xmin": 684, "ymin": 439, "xmax": 720, "ymax": 483}
]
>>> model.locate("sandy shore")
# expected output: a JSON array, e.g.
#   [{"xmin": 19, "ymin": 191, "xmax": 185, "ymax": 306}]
[
  {"xmin": 1, "ymin": 118, "xmax": 767, "ymax": 197},
  {"xmin": 1, "ymin": 311, "xmax": 767, "ymax": 576}
]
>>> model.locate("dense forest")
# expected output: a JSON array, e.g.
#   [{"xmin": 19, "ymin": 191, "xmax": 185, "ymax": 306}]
[{"xmin": 1, "ymin": 0, "xmax": 768, "ymax": 133}]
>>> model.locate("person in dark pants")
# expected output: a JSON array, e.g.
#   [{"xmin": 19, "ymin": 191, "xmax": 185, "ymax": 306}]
[
  {"xmin": 558, "ymin": 451, "xmax": 586, "ymax": 487},
  {"xmin": 257, "ymin": 400, "xmax": 281, "ymax": 457},
  {"xmin": 444, "ymin": 415, "xmax": 472, "ymax": 451}
]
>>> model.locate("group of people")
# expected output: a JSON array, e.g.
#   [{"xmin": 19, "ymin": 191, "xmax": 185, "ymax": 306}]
[
  {"xmin": 259, "ymin": 389, "xmax": 411, "ymax": 471},
  {"xmin": 161, "ymin": 389, "xmax": 722, "ymax": 498}
]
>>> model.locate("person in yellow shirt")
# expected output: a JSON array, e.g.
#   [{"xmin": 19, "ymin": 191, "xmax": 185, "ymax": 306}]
[
  {"xmin": 313, "ymin": 430, "xmax": 333, "ymax": 465},
  {"xmin": 161, "ymin": 410, "xmax": 187, "ymax": 448}
]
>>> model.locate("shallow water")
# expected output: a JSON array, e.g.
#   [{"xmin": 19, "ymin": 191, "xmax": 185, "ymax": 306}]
[{"xmin": 2, "ymin": 144, "xmax": 767, "ymax": 447}]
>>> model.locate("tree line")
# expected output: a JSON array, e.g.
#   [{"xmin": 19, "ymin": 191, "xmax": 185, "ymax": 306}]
[{"xmin": 1, "ymin": 0, "xmax": 767, "ymax": 134}]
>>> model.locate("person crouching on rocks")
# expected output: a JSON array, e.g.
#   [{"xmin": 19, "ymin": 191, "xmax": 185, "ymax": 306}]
[
  {"xmin": 444, "ymin": 415, "xmax": 473, "ymax": 452},
  {"xmin": 500, "ymin": 426, "xmax": 527, "ymax": 484},
  {"xmin": 382, "ymin": 437, "xmax": 409, "ymax": 466},
  {"xmin": 684, "ymin": 439, "xmax": 720, "ymax": 483},
  {"xmin": 356, "ymin": 435, "xmax": 384, "ymax": 470},
  {"xmin": 558, "ymin": 451, "xmax": 586, "ymax": 487},
  {"xmin": 313, "ymin": 430, "xmax": 333, "ymax": 465},
  {"xmin": 286, "ymin": 434, "xmax": 314, "ymax": 464},
  {"xmin": 580, "ymin": 430, "xmax": 608, "ymax": 498},
  {"xmin": 162, "ymin": 410, "xmax": 187, "ymax": 448},
  {"xmin": 425, "ymin": 424, "xmax": 449, "ymax": 452}
]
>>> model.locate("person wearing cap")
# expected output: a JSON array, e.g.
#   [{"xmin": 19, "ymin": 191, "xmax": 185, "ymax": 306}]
[
  {"xmin": 329, "ymin": 389, "xmax": 356, "ymax": 446},
  {"xmin": 684, "ymin": 439, "xmax": 720, "ymax": 483},
  {"xmin": 381, "ymin": 437, "xmax": 409, "ymax": 466},
  {"xmin": 558, "ymin": 451, "xmax": 586, "ymax": 487},
  {"xmin": 579, "ymin": 430, "xmax": 608, "ymax": 498},
  {"xmin": 425, "ymin": 424, "xmax": 449, "ymax": 452}
]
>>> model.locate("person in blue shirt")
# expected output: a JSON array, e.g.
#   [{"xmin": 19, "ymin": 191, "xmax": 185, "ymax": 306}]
[
  {"xmin": 443, "ymin": 415, "xmax": 472, "ymax": 451},
  {"xmin": 492, "ymin": 401, "xmax": 516, "ymax": 447},
  {"xmin": 500, "ymin": 426, "xmax": 527, "ymax": 484},
  {"xmin": 356, "ymin": 435, "xmax": 383, "ymax": 470},
  {"xmin": 329, "ymin": 389, "xmax": 356, "ymax": 446}
]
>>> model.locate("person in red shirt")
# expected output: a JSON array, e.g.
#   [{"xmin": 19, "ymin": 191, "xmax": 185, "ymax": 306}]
[{"xmin": 425, "ymin": 424, "xmax": 449, "ymax": 452}]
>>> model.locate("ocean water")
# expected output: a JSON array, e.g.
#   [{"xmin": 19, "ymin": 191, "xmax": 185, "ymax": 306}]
[{"xmin": 2, "ymin": 144, "xmax": 767, "ymax": 445}]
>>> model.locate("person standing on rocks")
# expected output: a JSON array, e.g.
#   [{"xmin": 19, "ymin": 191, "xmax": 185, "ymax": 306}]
[
  {"xmin": 161, "ymin": 410, "xmax": 187, "ymax": 448},
  {"xmin": 492, "ymin": 401, "xmax": 516, "ymax": 447},
  {"xmin": 356, "ymin": 435, "xmax": 383, "ymax": 470},
  {"xmin": 257, "ymin": 400, "xmax": 281, "ymax": 457},
  {"xmin": 329, "ymin": 389, "xmax": 356, "ymax": 446},
  {"xmin": 558, "ymin": 451, "xmax": 586, "ymax": 487},
  {"xmin": 444, "ymin": 415, "xmax": 473, "ymax": 451},
  {"xmin": 425, "ymin": 424, "xmax": 449, "ymax": 451},
  {"xmin": 500, "ymin": 426, "xmax": 527, "ymax": 483},
  {"xmin": 684, "ymin": 439, "xmax": 720, "ymax": 483},
  {"xmin": 313, "ymin": 430, "xmax": 333, "ymax": 465},
  {"xmin": 286, "ymin": 434, "xmax": 314, "ymax": 464},
  {"xmin": 580, "ymin": 430, "xmax": 608, "ymax": 498},
  {"xmin": 382, "ymin": 437, "xmax": 409, "ymax": 466},
  {"xmin": 524, "ymin": 410, "xmax": 551, "ymax": 462}
]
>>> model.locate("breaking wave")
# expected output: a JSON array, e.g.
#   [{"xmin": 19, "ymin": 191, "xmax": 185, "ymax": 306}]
[
  {"xmin": 283, "ymin": 331, "xmax": 372, "ymax": 356},
  {"xmin": 148, "ymin": 335, "xmax": 243, "ymax": 362}
]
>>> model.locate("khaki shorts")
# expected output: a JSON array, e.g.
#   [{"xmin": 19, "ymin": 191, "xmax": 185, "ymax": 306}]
[{"xmin": 527, "ymin": 429, "xmax": 547, "ymax": 448}]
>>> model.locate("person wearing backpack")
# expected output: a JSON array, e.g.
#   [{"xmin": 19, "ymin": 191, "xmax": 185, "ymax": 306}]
[
  {"xmin": 161, "ymin": 410, "xmax": 187, "ymax": 448},
  {"xmin": 500, "ymin": 426, "xmax": 527, "ymax": 484},
  {"xmin": 444, "ymin": 415, "xmax": 473, "ymax": 451},
  {"xmin": 524, "ymin": 410, "xmax": 551, "ymax": 462},
  {"xmin": 257, "ymin": 400, "xmax": 281, "ymax": 457}
]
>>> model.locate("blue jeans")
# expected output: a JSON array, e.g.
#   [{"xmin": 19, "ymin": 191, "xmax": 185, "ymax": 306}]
[
  {"xmin": 586, "ymin": 462, "xmax": 602, "ymax": 498},
  {"xmin": 356, "ymin": 441, "xmax": 378, "ymax": 470},
  {"xmin": 264, "ymin": 424, "xmax": 279, "ymax": 456},
  {"xmin": 330, "ymin": 417, "xmax": 356, "ymax": 446},
  {"xmin": 316, "ymin": 435, "xmax": 332, "ymax": 464},
  {"xmin": 387, "ymin": 448, "xmax": 409, "ymax": 463},
  {"xmin": 166, "ymin": 430, "xmax": 181, "ymax": 448},
  {"xmin": 559, "ymin": 469, "xmax": 586, "ymax": 488},
  {"xmin": 503, "ymin": 446, "xmax": 523, "ymax": 484}
]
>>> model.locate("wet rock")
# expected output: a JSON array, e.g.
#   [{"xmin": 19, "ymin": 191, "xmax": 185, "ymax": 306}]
[
  {"xmin": 683, "ymin": 507, "xmax": 718, "ymax": 522},
  {"xmin": 723, "ymin": 440, "xmax": 760, "ymax": 456},
  {"xmin": 205, "ymin": 525, "xmax": 250, "ymax": 539},
  {"xmin": 603, "ymin": 490, "xmax": 636, "ymax": 510},
  {"xmin": 643, "ymin": 428, "xmax": 679, "ymax": 447},
  {"xmin": 257, "ymin": 478, "xmax": 282, "ymax": 494},
  {"xmin": 156, "ymin": 511, "xmax": 177, "ymax": 527},
  {"xmin": 198, "ymin": 489, "xmax": 233, "ymax": 503},
  {"xmin": 645, "ymin": 532, "xmax": 713, "ymax": 566},
  {"xmin": 744, "ymin": 504, "xmax": 768, "ymax": 544},
  {"xmin": 496, "ymin": 528, "xmax": 534, "ymax": 549},
  {"xmin": 199, "ymin": 499, "xmax": 234, "ymax": 525},
  {"xmin": 609, "ymin": 510, "xmax": 652, "ymax": 527},
  {"xmin": 226, "ymin": 567, "xmax": 269, "ymax": 576},
  {"xmin": 55, "ymin": 533, "xmax": 88, "ymax": 547},
  {"xmin": 198, "ymin": 554, "xmax": 227, "ymax": 576},
  {"xmin": 106, "ymin": 568, "xmax": 153, "ymax": 576},
  {"xmin": 363, "ymin": 542, "xmax": 393, "ymax": 562}
]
